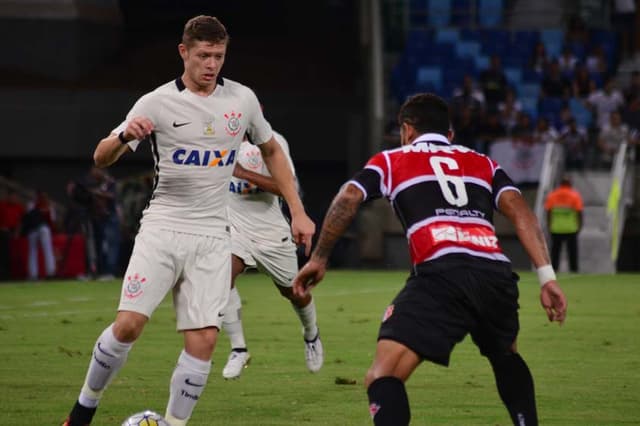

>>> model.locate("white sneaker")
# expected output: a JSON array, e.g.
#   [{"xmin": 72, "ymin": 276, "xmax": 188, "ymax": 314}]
[
  {"xmin": 222, "ymin": 350, "xmax": 251, "ymax": 379},
  {"xmin": 304, "ymin": 334, "xmax": 324, "ymax": 373}
]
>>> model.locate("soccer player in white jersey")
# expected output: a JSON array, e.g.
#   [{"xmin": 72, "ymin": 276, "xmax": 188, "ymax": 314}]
[
  {"xmin": 62, "ymin": 15, "xmax": 315, "ymax": 426},
  {"xmin": 221, "ymin": 130, "xmax": 323, "ymax": 379}
]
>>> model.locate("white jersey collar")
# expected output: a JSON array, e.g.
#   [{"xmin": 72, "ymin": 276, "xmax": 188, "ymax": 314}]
[{"xmin": 412, "ymin": 133, "xmax": 450, "ymax": 145}]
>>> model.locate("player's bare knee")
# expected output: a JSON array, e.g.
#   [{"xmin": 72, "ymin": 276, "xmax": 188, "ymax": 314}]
[{"xmin": 113, "ymin": 312, "xmax": 148, "ymax": 342}]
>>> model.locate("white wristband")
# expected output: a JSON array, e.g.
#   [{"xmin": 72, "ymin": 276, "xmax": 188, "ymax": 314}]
[{"xmin": 536, "ymin": 265, "xmax": 556, "ymax": 287}]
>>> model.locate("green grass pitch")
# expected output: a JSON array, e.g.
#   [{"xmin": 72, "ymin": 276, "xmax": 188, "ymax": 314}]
[{"xmin": 0, "ymin": 270, "xmax": 639, "ymax": 425}]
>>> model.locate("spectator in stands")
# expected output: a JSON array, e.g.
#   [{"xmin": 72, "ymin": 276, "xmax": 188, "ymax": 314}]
[
  {"xmin": 544, "ymin": 176, "xmax": 583, "ymax": 273},
  {"xmin": 477, "ymin": 109, "xmax": 507, "ymax": 153},
  {"xmin": 559, "ymin": 117, "xmax": 588, "ymax": 170},
  {"xmin": 533, "ymin": 116, "xmax": 559, "ymax": 144},
  {"xmin": 85, "ymin": 166, "xmax": 121, "ymax": 280},
  {"xmin": 528, "ymin": 41, "xmax": 550, "ymax": 75},
  {"xmin": 558, "ymin": 46, "xmax": 579, "ymax": 77},
  {"xmin": 510, "ymin": 111, "xmax": 534, "ymax": 144},
  {"xmin": 587, "ymin": 77, "xmax": 625, "ymax": 130},
  {"xmin": 571, "ymin": 63, "xmax": 596, "ymax": 99},
  {"xmin": 498, "ymin": 87, "xmax": 522, "ymax": 134},
  {"xmin": 451, "ymin": 74, "xmax": 485, "ymax": 120},
  {"xmin": 479, "ymin": 55, "xmax": 508, "ymax": 110},
  {"xmin": 34, "ymin": 190, "xmax": 57, "ymax": 232},
  {"xmin": 21, "ymin": 195, "xmax": 56, "ymax": 281},
  {"xmin": 451, "ymin": 106, "xmax": 479, "ymax": 150},
  {"xmin": 585, "ymin": 44, "xmax": 609, "ymax": 77},
  {"xmin": 597, "ymin": 110, "xmax": 633, "ymax": 168},
  {"xmin": 623, "ymin": 70, "xmax": 640, "ymax": 102},
  {"xmin": 540, "ymin": 60, "xmax": 572, "ymax": 99},
  {"xmin": 0, "ymin": 189, "xmax": 25, "ymax": 236},
  {"xmin": 621, "ymin": 91, "xmax": 640, "ymax": 132}
]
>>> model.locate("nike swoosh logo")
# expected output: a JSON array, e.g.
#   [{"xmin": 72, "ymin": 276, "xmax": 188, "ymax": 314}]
[
  {"xmin": 97, "ymin": 342, "xmax": 115, "ymax": 357},
  {"xmin": 218, "ymin": 312, "xmax": 225, "ymax": 317},
  {"xmin": 172, "ymin": 121, "xmax": 191, "ymax": 128},
  {"xmin": 185, "ymin": 378, "xmax": 205, "ymax": 387}
]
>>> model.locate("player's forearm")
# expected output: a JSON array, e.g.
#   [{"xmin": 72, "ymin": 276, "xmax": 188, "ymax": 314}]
[
  {"xmin": 94, "ymin": 134, "xmax": 130, "ymax": 168},
  {"xmin": 263, "ymin": 149, "xmax": 304, "ymax": 215},
  {"xmin": 505, "ymin": 196, "xmax": 551, "ymax": 267},
  {"xmin": 234, "ymin": 164, "xmax": 282, "ymax": 196},
  {"xmin": 311, "ymin": 184, "xmax": 362, "ymax": 262}
]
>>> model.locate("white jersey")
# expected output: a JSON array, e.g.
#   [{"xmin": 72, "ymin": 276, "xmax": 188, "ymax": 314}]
[
  {"xmin": 113, "ymin": 77, "xmax": 272, "ymax": 236},
  {"xmin": 227, "ymin": 131, "xmax": 294, "ymax": 243}
]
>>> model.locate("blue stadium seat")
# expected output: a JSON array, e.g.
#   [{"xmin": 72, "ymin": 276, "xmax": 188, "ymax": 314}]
[
  {"xmin": 455, "ymin": 41, "xmax": 481, "ymax": 58},
  {"xmin": 540, "ymin": 29, "xmax": 564, "ymax": 58},
  {"xmin": 569, "ymin": 97, "xmax": 593, "ymax": 128},
  {"xmin": 406, "ymin": 29, "xmax": 433, "ymax": 51},
  {"xmin": 474, "ymin": 55, "xmax": 490, "ymax": 70},
  {"xmin": 504, "ymin": 67, "xmax": 522, "ymax": 86},
  {"xmin": 478, "ymin": 0, "xmax": 503, "ymax": 27},
  {"xmin": 435, "ymin": 28, "xmax": 459, "ymax": 43},
  {"xmin": 520, "ymin": 97, "xmax": 538, "ymax": 118},
  {"xmin": 416, "ymin": 66, "xmax": 443, "ymax": 91},
  {"xmin": 519, "ymin": 83, "xmax": 541, "ymax": 98},
  {"xmin": 428, "ymin": 0, "xmax": 452, "ymax": 28}
]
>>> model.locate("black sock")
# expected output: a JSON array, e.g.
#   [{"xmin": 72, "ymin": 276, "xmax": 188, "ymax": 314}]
[
  {"xmin": 489, "ymin": 352, "xmax": 538, "ymax": 426},
  {"xmin": 367, "ymin": 376, "xmax": 410, "ymax": 426},
  {"xmin": 231, "ymin": 347, "xmax": 248, "ymax": 353},
  {"xmin": 67, "ymin": 400, "xmax": 97, "ymax": 426}
]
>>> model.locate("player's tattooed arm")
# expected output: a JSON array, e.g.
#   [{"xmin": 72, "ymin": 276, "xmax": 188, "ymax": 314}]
[{"xmin": 312, "ymin": 183, "xmax": 364, "ymax": 262}]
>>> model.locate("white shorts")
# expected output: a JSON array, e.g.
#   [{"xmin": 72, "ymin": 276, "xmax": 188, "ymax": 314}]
[
  {"xmin": 118, "ymin": 227, "xmax": 231, "ymax": 331},
  {"xmin": 230, "ymin": 226, "xmax": 298, "ymax": 287}
]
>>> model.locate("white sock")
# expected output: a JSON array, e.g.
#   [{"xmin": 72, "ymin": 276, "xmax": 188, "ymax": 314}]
[
  {"xmin": 293, "ymin": 297, "xmax": 319, "ymax": 341},
  {"xmin": 78, "ymin": 324, "xmax": 132, "ymax": 408},
  {"xmin": 165, "ymin": 350, "xmax": 211, "ymax": 422},
  {"xmin": 222, "ymin": 287, "xmax": 247, "ymax": 350}
]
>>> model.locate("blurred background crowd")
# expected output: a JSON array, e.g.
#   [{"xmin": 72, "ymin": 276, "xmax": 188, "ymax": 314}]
[{"xmin": 1, "ymin": 0, "xmax": 639, "ymax": 280}]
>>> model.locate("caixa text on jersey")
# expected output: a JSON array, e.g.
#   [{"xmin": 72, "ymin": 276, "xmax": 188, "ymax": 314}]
[{"xmin": 172, "ymin": 148, "xmax": 237, "ymax": 167}]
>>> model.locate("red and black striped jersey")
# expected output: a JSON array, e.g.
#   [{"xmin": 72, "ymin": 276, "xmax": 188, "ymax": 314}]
[{"xmin": 349, "ymin": 133, "xmax": 520, "ymax": 266}]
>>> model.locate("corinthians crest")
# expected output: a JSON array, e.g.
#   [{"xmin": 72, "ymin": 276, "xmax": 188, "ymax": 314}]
[
  {"xmin": 124, "ymin": 273, "xmax": 146, "ymax": 299},
  {"xmin": 224, "ymin": 111, "xmax": 242, "ymax": 136}
]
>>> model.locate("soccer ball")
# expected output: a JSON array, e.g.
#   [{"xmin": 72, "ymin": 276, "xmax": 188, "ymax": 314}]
[{"xmin": 121, "ymin": 410, "xmax": 170, "ymax": 426}]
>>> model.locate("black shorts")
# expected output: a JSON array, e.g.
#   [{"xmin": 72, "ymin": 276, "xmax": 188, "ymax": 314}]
[{"xmin": 378, "ymin": 255, "xmax": 520, "ymax": 366}]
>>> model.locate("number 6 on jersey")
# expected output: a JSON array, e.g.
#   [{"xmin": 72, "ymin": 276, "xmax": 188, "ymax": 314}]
[{"xmin": 429, "ymin": 156, "xmax": 468, "ymax": 207}]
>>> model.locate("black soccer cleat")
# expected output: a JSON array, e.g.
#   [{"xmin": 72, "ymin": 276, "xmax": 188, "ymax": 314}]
[{"xmin": 62, "ymin": 401, "xmax": 97, "ymax": 426}]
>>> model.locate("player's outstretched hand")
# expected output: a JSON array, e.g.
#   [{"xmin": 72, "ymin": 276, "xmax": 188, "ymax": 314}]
[
  {"xmin": 540, "ymin": 280, "xmax": 567, "ymax": 324},
  {"xmin": 291, "ymin": 213, "xmax": 316, "ymax": 256},
  {"xmin": 292, "ymin": 259, "xmax": 326, "ymax": 297}
]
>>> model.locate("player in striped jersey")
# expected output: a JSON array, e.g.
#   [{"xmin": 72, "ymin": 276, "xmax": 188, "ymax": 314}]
[
  {"xmin": 293, "ymin": 93, "xmax": 567, "ymax": 426},
  {"xmin": 63, "ymin": 15, "xmax": 314, "ymax": 426}
]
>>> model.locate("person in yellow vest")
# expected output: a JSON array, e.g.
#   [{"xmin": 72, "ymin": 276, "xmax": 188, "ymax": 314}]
[{"xmin": 544, "ymin": 176, "xmax": 584, "ymax": 272}]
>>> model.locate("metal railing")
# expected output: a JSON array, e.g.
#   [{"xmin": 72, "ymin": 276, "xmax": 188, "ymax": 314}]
[
  {"xmin": 533, "ymin": 141, "xmax": 565, "ymax": 228},
  {"xmin": 607, "ymin": 141, "xmax": 636, "ymax": 262}
]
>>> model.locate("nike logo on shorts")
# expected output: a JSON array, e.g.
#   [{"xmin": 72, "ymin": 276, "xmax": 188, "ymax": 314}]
[{"xmin": 172, "ymin": 121, "xmax": 191, "ymax": 128}]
